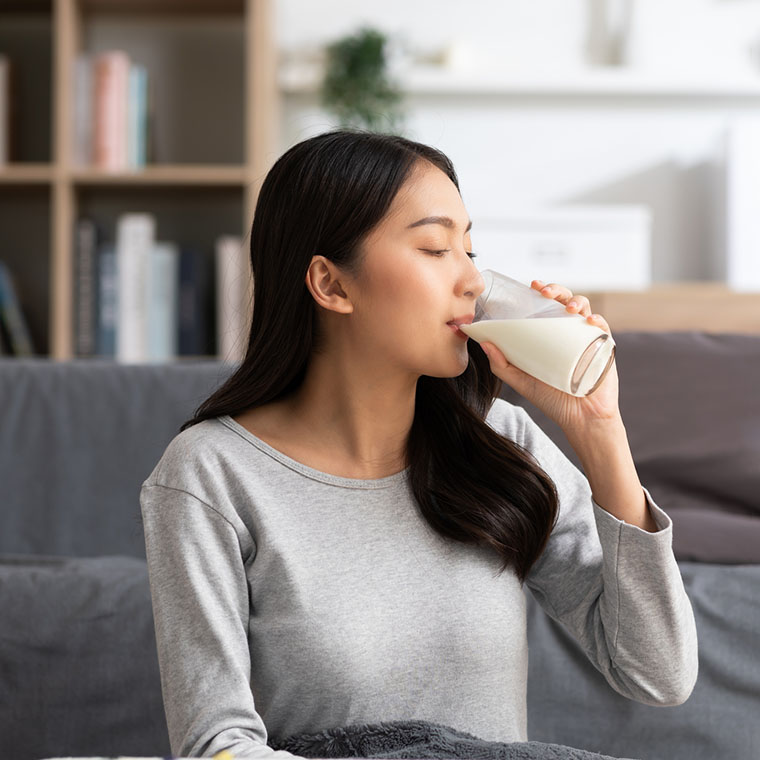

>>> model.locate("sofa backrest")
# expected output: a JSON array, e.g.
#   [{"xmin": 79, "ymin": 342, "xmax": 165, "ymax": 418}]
[
  {"xmin": 0, "ymin": 358, "xmax": 236, "ymax": 558},
  {"xmin": 498, "ymin": 329, "xmax": 760, "ymax": 563},
  {"xmin": 2, "ymin": 330, "xmax": 758, "ymax": 561}
]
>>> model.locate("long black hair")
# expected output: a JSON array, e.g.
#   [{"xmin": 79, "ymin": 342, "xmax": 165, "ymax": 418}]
[{"xmin": 181, "ymin": 129, "xmax": 558, "ymax": 583}]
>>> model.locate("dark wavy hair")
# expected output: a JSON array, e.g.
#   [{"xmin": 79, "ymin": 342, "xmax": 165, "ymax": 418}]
[{"xmin": 181, "ymin": 129, "xmax": 558, "ymax": 583}]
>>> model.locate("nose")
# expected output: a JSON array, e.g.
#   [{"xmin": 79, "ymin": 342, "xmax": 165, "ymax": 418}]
[{"xmin": 463, "ymin": 264, "xmax": 486, "ymax": 301}]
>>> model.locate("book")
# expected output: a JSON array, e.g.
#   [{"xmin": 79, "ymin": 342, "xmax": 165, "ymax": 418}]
[
  {"xmin": 127, "ymin": 63, "xmax": 148, "ymax": 169},
  {"xmin": 116, "ymin": 213, "xmax": 156, "ymax": 362},
  {"xmin": 215, "ymin": 235, "xmax": 249, "ymax": 362},
  {"xmin": 0, "ymin": 316, "xmax": 8, "ymax": 355},
  {"xmin": 74, "ymin": 52, "xmax": 149, "ymax": 170},
  {"xmin": 74, "ymin": 217, "xmax": 100, "ymax": 357},
  {"xmin": 72, "ymin": 54, "xmax": 93, "ymax": 167},
  {"xmin": 97, "ymin": 243, "xmax": 117, "ymax": 357},
  {"xmin": 0, "ymin": 280, "xmax": 13, "ymax": 355},
  {"xmin": 0, "ymin": 54, "xmax": 12, "ymax": 166},
  {"xmin": 93, "ymin": 51, "xmax": 130, "ymax": 171},
  {"xmin": 178, "ymin": 247, "xmax": 213, "ymax": 357},
  {"xmin": 146, "ymin": 241, "xmax": 179, "ymax": 362},
  {"xmin": 0, "ymin": 259, "xmax": 35, "ymax": 356}
]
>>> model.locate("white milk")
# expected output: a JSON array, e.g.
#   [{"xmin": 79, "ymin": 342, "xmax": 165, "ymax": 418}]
[{"xmin": 460, "ymin": 316, "xmax": 616, "ymax": 396}]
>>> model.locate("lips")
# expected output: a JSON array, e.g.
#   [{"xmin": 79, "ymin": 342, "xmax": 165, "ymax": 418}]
[
  {"xmin": 447, "ymin": 314, "xmax": 475, "ymax": 328},
  {"xmin": 448, "ymin": 323, "xmax": 469, "ymax": 339},
  {"xmin": 447, "ymin": 314, "xmax": 474, "ymax": 340}
]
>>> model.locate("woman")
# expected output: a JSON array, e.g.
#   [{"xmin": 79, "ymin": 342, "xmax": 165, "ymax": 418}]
[{"xmin": 140, "ymin": 130, "xmax": 698, "ymax": 760}]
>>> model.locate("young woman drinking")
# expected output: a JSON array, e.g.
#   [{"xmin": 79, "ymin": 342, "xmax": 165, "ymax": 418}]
[{"xmin": 140, "ymin": 130, "xmax": 698, "ymax": 760}]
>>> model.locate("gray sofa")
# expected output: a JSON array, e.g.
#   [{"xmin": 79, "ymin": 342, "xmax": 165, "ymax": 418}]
[{"xmin": 1, "ymin": 331, "xmax": 759, "ymax": 760}]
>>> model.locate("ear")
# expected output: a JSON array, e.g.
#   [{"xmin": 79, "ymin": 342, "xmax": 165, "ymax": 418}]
[{"xmin": 305, "ymin": 255, "xmax": 354, "ymax": 315}]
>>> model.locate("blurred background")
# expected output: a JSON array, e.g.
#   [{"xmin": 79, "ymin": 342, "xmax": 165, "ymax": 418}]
[{"xmin": 1, "ymin": 0, "xmax": 760, "ymax": 363}]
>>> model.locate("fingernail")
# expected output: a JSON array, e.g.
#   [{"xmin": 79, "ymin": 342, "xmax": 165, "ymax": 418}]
[{"xmin": 568, "ymin": 300, "xmax": 578, "ymax": 308}]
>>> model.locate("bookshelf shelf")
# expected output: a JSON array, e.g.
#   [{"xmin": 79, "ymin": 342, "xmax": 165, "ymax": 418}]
[
  {"xmin": 0, "ymin": 164, "xmax": 55, "ymax": 183},
  {"xmin": 0, "ymin": 0, "xmax": 277, "ymax": 361},
  {"xmin": 69, "ymin": 164, "xmax": 249, "ymax": 186},
  {"xmin": 79, "ymin": 0, "xmax": 244, "ymax": 14}
]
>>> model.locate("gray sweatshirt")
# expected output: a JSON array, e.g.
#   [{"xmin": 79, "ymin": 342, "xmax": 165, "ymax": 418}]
[{"xmin": 140, "ymin": 398, "xmax": 698, "ymax": 760}]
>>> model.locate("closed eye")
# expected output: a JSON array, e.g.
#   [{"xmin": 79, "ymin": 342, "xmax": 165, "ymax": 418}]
[{"xmin": 421, "ymin": 248, "xmax": 478, "ymax": 259}]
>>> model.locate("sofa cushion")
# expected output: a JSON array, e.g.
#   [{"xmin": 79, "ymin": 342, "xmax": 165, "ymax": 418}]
[
  {"xmin": 525, "ymin": 561, "xmax": 760, "ymax": 760},
  {"xmin": 0, "ymin": 554, "xmax": 170, "ymax": 760}
]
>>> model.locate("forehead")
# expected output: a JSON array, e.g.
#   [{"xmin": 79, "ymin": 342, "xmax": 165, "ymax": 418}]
[{"xmin": 386, "ymin": 161, "xmax": 466, "ymax": 226}]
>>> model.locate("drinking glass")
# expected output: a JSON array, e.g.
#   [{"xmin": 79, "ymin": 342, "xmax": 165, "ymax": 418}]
[{"xmin": 459, "ymin": 269, "xmax": 616, "ymax": 396}]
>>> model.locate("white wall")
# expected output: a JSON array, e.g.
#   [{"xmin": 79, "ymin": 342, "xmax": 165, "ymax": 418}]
[{"xmin": 275, "ymin": 0, "xmax": 760, "ymax": 285}]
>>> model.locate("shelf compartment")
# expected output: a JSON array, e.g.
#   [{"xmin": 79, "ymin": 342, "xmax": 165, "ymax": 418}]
[
  {"xmin": 73, "ymin": 184, "xmax": 247, "ymax": 359},
  {"xmin": 0, "ymin": 185, "xmax": 51, "ymax": 355},
  {"xmin": 77, "ymin": 9, "xmax": 245, "ymax": 166},
  {"xmin": 0, "ymin": 4, "xmax": 53, "ymax": 163}
]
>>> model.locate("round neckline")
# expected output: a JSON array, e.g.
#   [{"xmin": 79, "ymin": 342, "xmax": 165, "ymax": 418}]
[{"xmin": 218, "ymin": 414, "xmax": 411, "ymax": 490}]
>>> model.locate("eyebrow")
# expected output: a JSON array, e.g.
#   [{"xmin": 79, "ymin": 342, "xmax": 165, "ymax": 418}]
[{"xmin": 407, "ymin": 215, "xmax": 473, "ymax": 233}]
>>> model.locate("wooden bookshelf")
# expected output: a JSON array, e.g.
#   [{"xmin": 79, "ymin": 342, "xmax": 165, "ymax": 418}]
[
  {"xmin": 0, "ymin": 164, "xmax": 55, "ymax": 183},
  {"xmin": 0, "ymin": 0, "xmax": 278, "ymax": 360}
]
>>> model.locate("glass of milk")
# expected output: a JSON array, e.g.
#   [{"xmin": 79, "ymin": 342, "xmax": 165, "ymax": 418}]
[{"xmin": 459, "ymin": 270, "xmax": 616, "ymax": 396}]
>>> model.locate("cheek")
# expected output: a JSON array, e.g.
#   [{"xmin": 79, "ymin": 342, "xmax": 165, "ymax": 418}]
[
  {"xmin": 360, "ymin": 262, "xmax": 430, "ymax": 317},
  {"xmin": 353, "ymin": 254, "xmax": 448, "ymax": 348}
]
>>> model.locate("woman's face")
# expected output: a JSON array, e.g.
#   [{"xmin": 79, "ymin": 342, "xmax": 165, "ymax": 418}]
[{"xmin": 348, "ymin": 160, "xmax": 486, "ymax": 379}]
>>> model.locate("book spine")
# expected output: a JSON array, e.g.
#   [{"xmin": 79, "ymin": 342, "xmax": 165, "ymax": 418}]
[
  {"xmin": 97, "ymin": 243, "xmax": 117, "ymax": 357},
  {"xmin": 72, "ymin": 54, "xmax": 93, "ymax": 168},
  {"xmin": 136, "ymin": 66, "xmax": 148, "ymax": 166},
  {"xmin": 128, "ymin": 64, "xmax": 148, "ymax": 169},
  {"xmin": 0, "ymin": 313, "xmax": 9, "ymax": 354},
  {"xmin": 0, "ymin": 260, "xmax": 35, "ymax": 356},
  {"xmin": 0, "ymin": 55, "xmax": 8, "ymax": 165},
  {"xmin": 178, "ymin": 247, "xmax": 212, "ymax": 356},
  {"xmin": 215, "ymin": 235, "xmax": 248, "ymax": 362},
  {"xmin": 116, "ymin": 213, "xmax": 156, "ymax": 362},
  {"xmin": 94, "ymin": 51, "xmax": 130, "ymax": 171},
  {"xmin": 147, "ymin": 241, "xmax": 179, "ymax": 362},
  {"xmin": 74, "ymin": 217, "xmax": 98, "ymax": 357}
]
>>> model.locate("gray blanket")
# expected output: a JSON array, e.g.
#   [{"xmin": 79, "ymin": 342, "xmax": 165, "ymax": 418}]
[{"xmin": 268, "ymin": 719, "xmax": 638, "ymax": 760}]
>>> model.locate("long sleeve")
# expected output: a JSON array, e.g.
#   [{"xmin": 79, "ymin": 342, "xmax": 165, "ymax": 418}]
[
  {"xmin": 140, "ymin": 482, "xmax": 305, "ymax": 760},
  {"xmin": 513, "ymin": 406, "xmax": 699, "ymax": 707}
]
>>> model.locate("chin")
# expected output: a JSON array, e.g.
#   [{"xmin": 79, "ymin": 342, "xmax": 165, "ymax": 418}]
[{"xmin": 432, "ymin": 354, "xmax": 471, "ymax": 379}]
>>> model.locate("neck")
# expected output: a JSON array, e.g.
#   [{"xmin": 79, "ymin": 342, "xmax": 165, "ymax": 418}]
[{"xmin": 284, "ymin": 349, "xmax": 418, "ymax": 477}]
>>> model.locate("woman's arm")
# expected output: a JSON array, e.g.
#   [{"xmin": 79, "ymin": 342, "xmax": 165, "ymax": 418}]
[
  {"xmin": 496, "ymin": 403, "xmax": 700, "ymax": 708},
  {"xmin": 479, "ymin": 280, "xmax": 660, "ymax": 534},
  {"xmin": 564, "ymin": 415, "xmax": 659, "ymax": 533}
]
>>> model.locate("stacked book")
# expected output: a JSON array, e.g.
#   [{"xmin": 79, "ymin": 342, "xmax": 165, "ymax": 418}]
[
  {"xmin": 0, "ymin": 260, "xmax": 35, "ymax": 357},
  {"xmin": 0, "ymin": 54, "xmax": 12, "ymax": 165},
  {"xmin": 74, "ymin": 214, "xmax": 250, "ymax": 363},
  {"xmin": 73, "ymin": 50, "xmax": 149, "ymax": 170}
]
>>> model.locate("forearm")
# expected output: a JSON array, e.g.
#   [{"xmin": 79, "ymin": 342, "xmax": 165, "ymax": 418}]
[{"xmin": 565, "ymin": 415, "xmax": 659, "ymax": 533}]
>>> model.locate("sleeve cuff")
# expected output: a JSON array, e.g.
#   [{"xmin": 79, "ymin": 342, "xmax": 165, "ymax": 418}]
[{"xmin": 592, "ymin": 486, "xmax": 674, "ymax": 545}]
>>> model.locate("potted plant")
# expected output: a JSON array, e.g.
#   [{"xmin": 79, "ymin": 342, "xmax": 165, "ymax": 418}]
[{"xmin": 321, "ymin": 26, "xmax": 405, "ymax": 133}]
